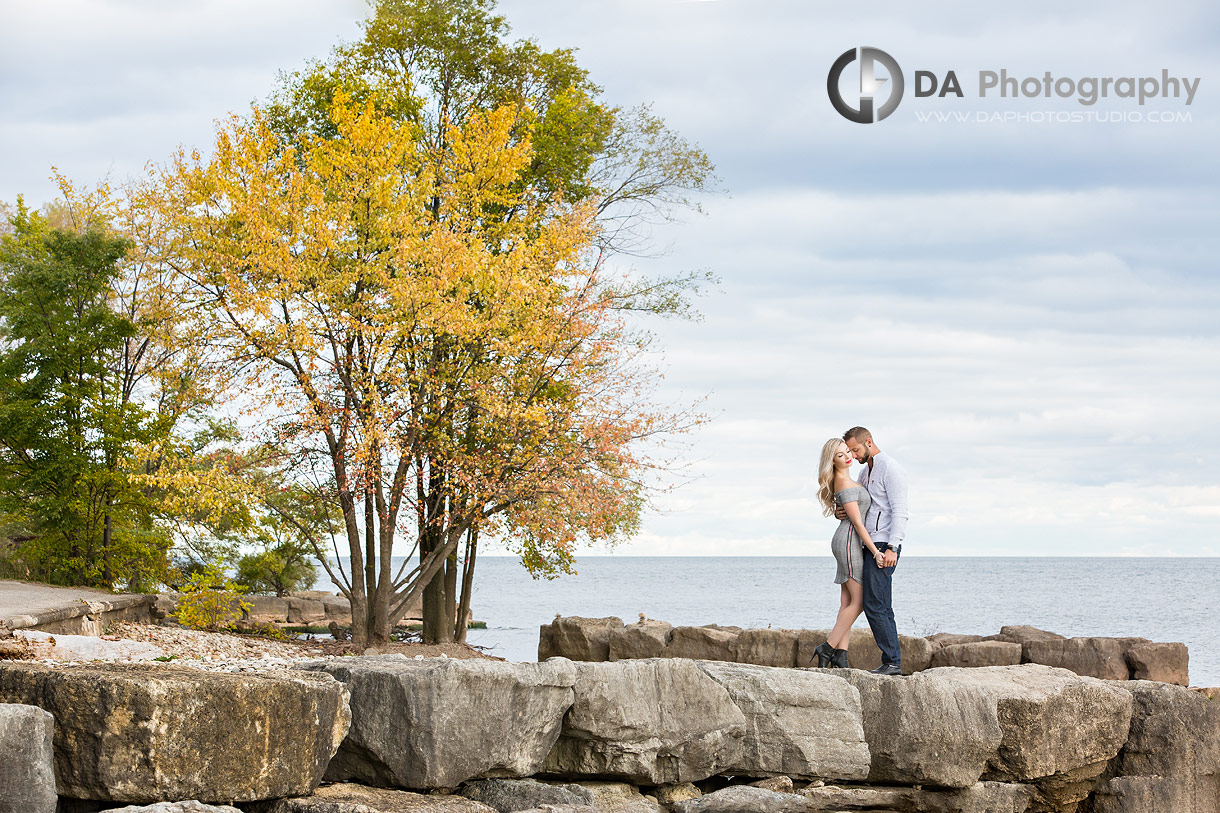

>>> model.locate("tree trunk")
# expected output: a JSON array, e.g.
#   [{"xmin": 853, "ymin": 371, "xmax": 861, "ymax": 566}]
[
  {"xmin": 101, "ymin": 509, "xmax": 113, "ymax": 588},
  {"xmin": 421, "ymin": 525, "xmax": 446, "ymax": 643},
  {"xmin": 455, "ymin": 529, "xmax": 477, "ymax": 643},
  {"xmin": 442, "ymin": 550, "xmax": 458, "ymax": 642}
]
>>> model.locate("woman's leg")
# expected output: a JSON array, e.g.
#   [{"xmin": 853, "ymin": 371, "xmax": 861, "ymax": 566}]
[{"xmin": 827, "ymin": 579, "xmax": 864, "ymax": 649}]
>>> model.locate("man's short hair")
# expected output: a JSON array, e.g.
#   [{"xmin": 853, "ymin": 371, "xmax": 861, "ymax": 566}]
[{"xmin": 843, "ymin": 426, "xmax": 872, "ymax": 443}]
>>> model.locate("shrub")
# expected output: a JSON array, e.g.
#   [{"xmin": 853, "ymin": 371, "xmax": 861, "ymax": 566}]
[
  {"xmin": 234, "ymin": 542, "xmax": 317, "ymax": 597},
  {"xmin": 174, "ymin": 565, "xmax": 251, "ymax": 631}
]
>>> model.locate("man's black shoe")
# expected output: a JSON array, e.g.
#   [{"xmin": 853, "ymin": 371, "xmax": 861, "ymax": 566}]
[{"xmin": 870, "ymin": 663, "xmax": 903, "ymax": 676}]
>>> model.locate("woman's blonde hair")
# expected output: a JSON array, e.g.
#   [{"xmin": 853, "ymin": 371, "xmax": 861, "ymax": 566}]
[{"xmin": 817, "ymin": 437, "xmax": 846, "ymax": 517}]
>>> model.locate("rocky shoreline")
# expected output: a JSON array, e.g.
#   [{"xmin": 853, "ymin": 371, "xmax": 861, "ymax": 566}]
[
  {"xmin": 539, "ymin": 616, "xmax": 1192, "ymax": 686},
  {"xmin": 1, "ymin": 620, "xmax": 1217, "ymax": 813}
]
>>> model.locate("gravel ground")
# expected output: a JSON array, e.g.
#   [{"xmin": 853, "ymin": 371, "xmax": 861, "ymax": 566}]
[{"xmin": 5, "ymin": 622, "xmax": 497, "ymax": 672}]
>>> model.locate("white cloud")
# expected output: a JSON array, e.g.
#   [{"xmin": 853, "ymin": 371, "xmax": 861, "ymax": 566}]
[{"xmin": 2, "ymin": 0, "xmax": 1217, "ymax": 557}]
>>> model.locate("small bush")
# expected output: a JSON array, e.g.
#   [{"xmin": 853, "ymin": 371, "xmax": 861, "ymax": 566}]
[
  {"xmin": 232, "ymin": 619, "xmax": 287, "ymax": 640},
  {"xmin": 174, "ymin": 565, "xmax": 251, "ymax": 631}
]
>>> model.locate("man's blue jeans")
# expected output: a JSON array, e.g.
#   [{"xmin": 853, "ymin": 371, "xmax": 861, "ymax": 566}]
[{"xmin": 862, "ymin": 544, "xmax": 901, "ymax": 667}]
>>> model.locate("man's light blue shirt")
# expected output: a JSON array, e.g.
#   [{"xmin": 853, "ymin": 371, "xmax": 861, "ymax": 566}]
[{"xmin": 857, "ymin": 451, "xmax": 909, "ymax": 547}]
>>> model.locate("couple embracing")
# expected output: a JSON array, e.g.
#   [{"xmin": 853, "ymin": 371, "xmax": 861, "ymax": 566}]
[{"xmin": 812, "ymin": 427, "xmax": 909, "ymax": 676}]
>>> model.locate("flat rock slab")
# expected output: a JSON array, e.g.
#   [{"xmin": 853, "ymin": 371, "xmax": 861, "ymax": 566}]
[
  {"xmin": 542, "ymin": 659, "xmax": 745, "ymax": 785},
  {"xmin": 461, "ymin": 778, "xmax": 595, "ymax": 811},
  {"xmin": 0, "ymin": 702, "xmax": 57, "ymax": 813},
  {"xmin": 299, "ymin": 656, "xmax": 577, "ymax": 789},
  {"xmin": 927, "ymin": 633, "xmax": 985, "ymax": 648},
  {"xmin": 801, "ymin": 781, "xmax": 1035, "ymax": 813},
  {"xmin": 100, "ymin": 804, "xmax": 244, "ymax": 813},
  {"xmin": 253, "ymin": 783, "xmax": 498, "ymax": 812},
  {"xmin": 672, "ymin": 785, "xmax": 809, "ymax": 813},
  {"xmin": 696, "ymin": 661, "xmax": 870, "ymax": 780},
  {"xmin": 931, "ymin": 641, "xmax": 1022, "ymax": 669},
  {"xmin": 0, "ymin": 662, "xmax": 349, "ymax": 804},
  {"xmin": 1088, "ymin": 775, "xmax": 1220, "ymax": 813},
  {"xmin": 0, "ymin": 580, "xmax": 149, "ymax": 630},
  {"xmin": 15, "ymin": 629, "xmax": 164, "ymax": 661},
  {"xmin": 573, "ymin": 782, "xmax": 662, "ymax": 813}
]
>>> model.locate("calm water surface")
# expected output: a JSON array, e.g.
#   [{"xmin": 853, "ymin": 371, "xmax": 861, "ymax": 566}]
[{"xmin": 327, "ymin": 556, "xmax": 1220, "ymax": 685}]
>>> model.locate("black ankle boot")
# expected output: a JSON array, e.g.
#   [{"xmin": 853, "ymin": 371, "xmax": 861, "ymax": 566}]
[
  {"xmin": 831, "ymin": 648, "xmax": 851, "ymax": 669},
  {"xmin": 813, "ymin": 642, "xmax": 834, "ymax": 668}
]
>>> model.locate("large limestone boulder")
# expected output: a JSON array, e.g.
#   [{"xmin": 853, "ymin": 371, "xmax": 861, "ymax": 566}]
[
  {"xmin": 801, "ymin": 781, "xmax": 1035, "ymax": 812},
  {"xmin": 608, "ymin": 620, "xmax": 672, "ymax": 661},
  {"xmin": 666, "ymin": 626, "xmax": 740, "ymax": 662},
  {"xmin": 795, "ymin": 628, "xmax": 934, "ymax": 674},
  {"xmin": 733, "ymin": 629, "xmax": 798, "ymax": 668},
  {"xmin": 1022, "ymin": 638, "xmax": 1131, "ymax": 680},
  {"xmin": 244, "ymin": 595, "xmax": 290, "ymax": 623},
  {"xmin": 672, "ymin": 786, "xmax": 809, "ymax": 813},
  {"xmin": 541, "ymin": 659, "xmax": 746, "ymax": 785},
  {"xmin": 831, "ymin": 668, "xmax": 1003, "ymax": 787},
  {"xmin": 298, "ymin": 656, "xmax": 577, "ymax": 789},
  {"xmin": 0, "ymin": 662, "xmax": 349, "ymax": 804},
  {"xmin": 696, "ymin": 661, "xmax": 870, "ymax": 780},
  {"xmin": 252, "ymin": 783, "xmax": 498, "ymax": 812},
  {"xmin": 285, "ymin": 597, "xmax": 327, "ymax": 624},
  {"xmin": 1088, "ymin": 680, "xmax": 1220, "ymax": 812},
  {"xmin": 461, "ymin": 778, "xmax": 595, "ymax": 811},
  {"xmin": 539, "ymin": 617, "xmax": 625, "ymax": 662},
  {"xmin": 931, "ymin": 641, "xmax": 1022, "ymax": 669},
  {"xmin": 938, "ymin": 665, "xmax": 1132, "ymax": 810},
  {"xmin": 0, "ymin": 703, "xmax": 57, "ymax": 813},
  {"xmin": 1124, "ymin": 641, "xmax": 1189, "ymax": 685}
]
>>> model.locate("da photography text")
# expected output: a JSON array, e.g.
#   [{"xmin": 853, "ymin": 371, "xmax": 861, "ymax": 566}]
[{"xmin": 828, "ymin": 46, "xmax": 1202, "ymax": 124}]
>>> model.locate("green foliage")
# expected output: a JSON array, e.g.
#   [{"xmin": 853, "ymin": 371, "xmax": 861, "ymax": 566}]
[
  {"xmin": 0, "ymin": 201, "xmax": 171, "ymax": 590},
  {"xmin": 243, "ymin": 0, "xmax": 716, "ymax": 647},
  {"xmin": 235, "ymin": 536, "xmax": 318, "ymax": 597},
  {"xmin": 174, "ymin": 565, "xmax": 250, "ymax": 631},
  {"xmin": 233, "ymin": 620, "xmax": 288, "ymax": 640}
]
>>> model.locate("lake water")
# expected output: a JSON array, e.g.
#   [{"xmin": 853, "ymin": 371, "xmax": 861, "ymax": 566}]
[{"xmin": 319, "ymin": 556, "xmax": 1220, "ymax": 686}]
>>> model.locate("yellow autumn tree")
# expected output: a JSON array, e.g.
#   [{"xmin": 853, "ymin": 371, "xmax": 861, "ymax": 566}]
[{"xmin": 139, "ymin": 96, "xmax": 687, "ymax": 646}]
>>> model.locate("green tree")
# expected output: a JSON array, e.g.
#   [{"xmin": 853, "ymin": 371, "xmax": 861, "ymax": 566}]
[
  {"xmin": 0, "ymin": 202, "xmax": 169, "ymax": 589},
  {"xmin": 131, "ymin": 0, "xmax": 714, "ymax": 645},
  {"xmin": 259, "ymin": 0, "xmax": 716, "ymax": 644}
]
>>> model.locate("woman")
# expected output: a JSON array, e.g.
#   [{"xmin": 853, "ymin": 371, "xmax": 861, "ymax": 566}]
[{"xmin": 812, "ymin": 437, "xmax": 884, "ymax": 668}]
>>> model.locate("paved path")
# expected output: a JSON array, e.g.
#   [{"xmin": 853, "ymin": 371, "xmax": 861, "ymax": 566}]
[{"xmin": 0, "ymin": 580, "xmax": 130, "ymax": 625}]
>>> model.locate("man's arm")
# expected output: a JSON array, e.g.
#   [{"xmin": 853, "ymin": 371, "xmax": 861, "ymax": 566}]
[{"xmin": 884, "ymin": 461, "xmax": 909, "ymax": 547}]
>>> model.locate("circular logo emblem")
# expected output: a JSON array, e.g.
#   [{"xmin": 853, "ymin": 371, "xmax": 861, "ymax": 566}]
[{"xmin": 828, "ymin": 47, "xmax": 905, "ymax": 123}]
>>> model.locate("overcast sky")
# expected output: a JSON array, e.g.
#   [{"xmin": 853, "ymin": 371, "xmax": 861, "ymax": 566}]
[{"xmin": 2, "ymin": 0, "xmax": 1217, "ymax": 556}]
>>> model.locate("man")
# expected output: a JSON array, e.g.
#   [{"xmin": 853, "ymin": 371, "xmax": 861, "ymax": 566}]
[{"xmin": 837, "ymin": 426, "xmax": 908, "ymax": 676}]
